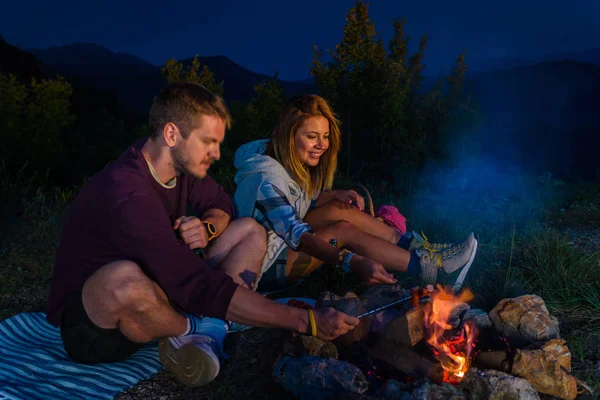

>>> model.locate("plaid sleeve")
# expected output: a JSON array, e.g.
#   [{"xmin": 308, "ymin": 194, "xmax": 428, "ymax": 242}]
[{"xmin": 254, "ymin": 181, "xmax": 313, "ymax": 251}]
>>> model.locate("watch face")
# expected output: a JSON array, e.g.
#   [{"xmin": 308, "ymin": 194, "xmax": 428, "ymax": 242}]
[
  {"xmin": 338, "ymin": 250, "xmax": 352, "ymax": 273},
  {"xmin": 336, "ymin": 249, "xmax": 348, "ymax": 266},
  {"xmin": 203, "ymin": 221, "xmax": 217, "ymax": 241}
]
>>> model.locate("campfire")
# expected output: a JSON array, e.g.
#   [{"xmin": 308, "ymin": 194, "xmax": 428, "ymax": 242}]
[
  {"xmin": 423, "ymin": 285, "xmax": 478, "ymax": 383},
  {"xmin": 272, "ymin": 286, "xmax": 587, "ymax": 400}
]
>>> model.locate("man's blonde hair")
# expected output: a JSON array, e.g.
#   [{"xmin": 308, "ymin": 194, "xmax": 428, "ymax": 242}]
[
  {"xmin": 268, "ymin": 95, "xmax": 341, "ymax": 198},
  {"xmin": 149, "ymin": 82, "xmax": 231, "ymax": 139}
]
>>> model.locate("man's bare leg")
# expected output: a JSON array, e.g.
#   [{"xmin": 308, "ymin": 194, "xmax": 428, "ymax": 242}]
[
  {"xmin": 286, "ymin": 220, "xmax": 411, "ymax": 281},
  {"xmin": 305, "ymin": 200, "xmax": 401, "ymax": 244},
  {"xmin": 82, "ymin": 219, "xmax": 266, "ymax": 344},
  {"xmin": 202, "ymin": 217, "xmax": 267, "ymax": 290},
  {"xmin": 82, "ymin": 260, "xmax": 187, "ymax": 343}
]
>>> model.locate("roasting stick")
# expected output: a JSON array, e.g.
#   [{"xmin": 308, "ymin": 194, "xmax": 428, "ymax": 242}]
[{"xmin": 356, "ymin": 294, "xmax": 414, "ymax": 319}]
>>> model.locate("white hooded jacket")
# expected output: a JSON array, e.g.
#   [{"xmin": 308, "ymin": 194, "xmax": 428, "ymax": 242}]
[{"xmin": 233, "ymin": 139, "xmax": 314, "ymax": 277}]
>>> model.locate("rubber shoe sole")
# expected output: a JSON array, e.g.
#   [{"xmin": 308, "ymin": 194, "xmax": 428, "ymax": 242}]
[
  {"xmin": 158, "ymin": 337, "xmax": 220, "ymax": 387},
  {"xmin": 452, "ymin": 238, "xmax": 478, "ymax": 292}
]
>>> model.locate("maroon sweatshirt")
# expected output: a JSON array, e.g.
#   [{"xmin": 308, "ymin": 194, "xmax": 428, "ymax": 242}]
[{"xmin": 46, "ymin": 138, "xmax": 238, "ymax": 326}]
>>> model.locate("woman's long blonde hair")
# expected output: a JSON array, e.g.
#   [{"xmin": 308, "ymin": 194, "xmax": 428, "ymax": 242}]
[{"xmin": 268, "ymin": 95, "xmax": 341, "ymax": 198}]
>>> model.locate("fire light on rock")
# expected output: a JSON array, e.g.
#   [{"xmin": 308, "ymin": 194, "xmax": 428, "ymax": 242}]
[{"xmin": 423, "ymin": 285, "xmax": 479, "ymax": 383}]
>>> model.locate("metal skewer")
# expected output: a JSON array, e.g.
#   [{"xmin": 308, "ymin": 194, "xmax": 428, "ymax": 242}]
[{"xmin": 356, "ymin": 293, "xmax": 413, "ymax": 319}]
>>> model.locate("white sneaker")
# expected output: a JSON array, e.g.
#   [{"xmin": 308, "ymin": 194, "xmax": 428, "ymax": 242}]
[
  {"xmin": 227, "ymin": 321, "xmax": 252, "ymax": 333},
  {"xmin": 415, "ymin": 232, "xmax": 478, "ymax": 291},
  {"xmin": 158, "ymin": 335, "xmax": 220, "ymax": 387}
]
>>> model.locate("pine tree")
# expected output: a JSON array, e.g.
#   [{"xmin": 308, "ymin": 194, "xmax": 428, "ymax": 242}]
[
  {"xmin": 230, "ymin": 73, "xmax": 284, "ymax": 149},
  {"xmin": 406, "ymin": 35, "xmax": 428, "ymax": 90},
  {"xmin": 310, "ymin": 1, "xmax": 476, "ymax": 181},
  {"xmin": 161, "ymin": 55, "xmax": 224, "ymax": 96},
  {"xmin": 389, "ymin": 18, "xmax": 409, "ymax": 64},
  {"xmin": 311, "ymin": 1, "xmax": 409, "ymax": 180},
  {"xmin": 446, "ymin": 51, "xmax": 468, "ymax": 105},
  {"xmin": 0, "ymin": 73, "xmax": 75, "ymax": 175}
]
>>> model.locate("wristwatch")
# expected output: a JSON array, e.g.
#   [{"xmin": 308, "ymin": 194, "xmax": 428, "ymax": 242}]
[
  {"xmin": 203, "ymin": 221, "xmax": 217, "ymax": 241},
  {"xmin": 336, "ymin": 249, "xmax": 354, "ymax": 273}
]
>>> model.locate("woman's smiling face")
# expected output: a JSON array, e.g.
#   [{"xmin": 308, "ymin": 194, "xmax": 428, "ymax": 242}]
[{"xmin": 293, "ymin": 116, "xmax": 330, "ymax": 167}]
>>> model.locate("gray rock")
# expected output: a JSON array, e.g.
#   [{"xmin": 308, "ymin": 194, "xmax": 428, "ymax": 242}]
[
  {"xmin": 448, "ymin": 302, "xmax": 471, "ymax": 329},
  {"xmin": 462, "ymin": 308, "xmax": 492, "ymax": 330},
  {"xmin": 381, "ymin": 379, "xmax": 414, "ymax": 400},
  {"xmin": 273, "ymin": 355, "xmax": 369, "ymax": 399},
  {"xmin": 359, "ymin": 284, "xmax": 410, "ymax": 310},
  {"xmin": 290, "ymin": 334, "xmax": 339, "ymax": 359},
  {"xmin": 458, "ymin": 367, "xmax": 540, "ymax": 400},
  {"xmin": 411, "ymin": 381, "xmax": 467, "ymax": 400},
  {"xmin": 489, "ymin": 295, "xmax": 560, "ymax": 344}
]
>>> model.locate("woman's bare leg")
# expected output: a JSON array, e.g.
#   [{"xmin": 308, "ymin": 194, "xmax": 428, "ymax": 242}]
[
  {"xmin": 286, "ymin": 220, "xmax": 410, "ymax": 282},
  {"xmin": 304, "ymin": 200, "xmax": 401, "ymax": 244}
]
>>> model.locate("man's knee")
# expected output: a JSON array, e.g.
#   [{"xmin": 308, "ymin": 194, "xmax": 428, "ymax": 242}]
[
  {"xmin": 98, "ymin": 260, "xmax": 145, "ymax": 283},
  {"xmin": 88, "ymin": 261, "xmax": 160, "ymax": 312},
  {"xmin": 233, "ymin": 217, "xmax": 267, "ymax": 246}
]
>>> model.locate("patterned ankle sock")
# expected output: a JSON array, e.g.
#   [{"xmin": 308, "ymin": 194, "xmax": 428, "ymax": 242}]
[
  {"xmin": 181, "ymin": 313, "xmax": 229, "ymax": 337},
  {"xmin": 407, "ymin": 251, "xmax": 421, "ymax": 277},
  {"xmin": 397, "ymin": 232, "xmax": 413, "ymax": 250}
]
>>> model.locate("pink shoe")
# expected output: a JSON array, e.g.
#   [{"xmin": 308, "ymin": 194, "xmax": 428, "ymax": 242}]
[{"xmin": 374, "ymin": 205, "xmax": 407, "ymax": 235}]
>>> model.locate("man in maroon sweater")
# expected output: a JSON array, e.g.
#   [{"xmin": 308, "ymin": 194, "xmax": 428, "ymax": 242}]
[{"xmin": 47, "ymin": 82, "xmax": 358, "ymax": 387}]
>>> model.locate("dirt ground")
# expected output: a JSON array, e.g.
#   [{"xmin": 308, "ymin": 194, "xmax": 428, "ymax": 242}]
[{"xmin": 116, "ymin": 329, "xmax": 289, "ymax": 400}]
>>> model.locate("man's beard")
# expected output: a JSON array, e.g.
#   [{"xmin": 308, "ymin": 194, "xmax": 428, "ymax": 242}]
[{"xmin": 171, "ymin": 146, "xmax": 206, "ymax": 180}]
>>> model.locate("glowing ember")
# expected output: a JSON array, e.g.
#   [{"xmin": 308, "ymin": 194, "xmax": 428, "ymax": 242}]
[{"xmin": 423, "ymin": 285, "xmax": 479, "ymax": 383}]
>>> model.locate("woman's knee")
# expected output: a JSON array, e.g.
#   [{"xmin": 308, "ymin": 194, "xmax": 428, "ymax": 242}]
[
  {"xmin": 316, "ymin": 199, "xmax": 355, "ymax": 221},
  {"xmin": 324, "ymin": 220, "xmax": 355, "ymax": 237}
]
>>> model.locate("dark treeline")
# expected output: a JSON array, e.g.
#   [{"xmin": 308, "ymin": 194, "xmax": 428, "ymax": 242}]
[
  {"xmin": 0, "ymin": 3, "xmax": 473, "ymax": 193},
  {"xmin": 1, "ymin": 1, "xmax": 598, "ymax": 204}
]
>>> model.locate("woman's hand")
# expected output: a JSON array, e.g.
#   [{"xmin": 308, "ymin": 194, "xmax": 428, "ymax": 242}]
[
  {"xmin": 350, "ymin": 255, "xmax": 397, "ymax": 285},
  {"xmin": 332, "ymin": 189, "xmax": 365, "ymax": 211}
]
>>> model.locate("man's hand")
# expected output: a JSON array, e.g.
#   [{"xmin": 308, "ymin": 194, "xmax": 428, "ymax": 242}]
[
  {"xmin": 312, "ymin": 307, "xmax": 360, "ymax": 341},
  {"xmin": 173, "ymin": 216, "xmax": 209, "ymax": 249},
  {"xmin": 350, "ymin": 255, "xmax": 397, "ymax": 285},
  {"xmin": 333, "ymin": 189, "xmax": 365, "ymax": 211}
]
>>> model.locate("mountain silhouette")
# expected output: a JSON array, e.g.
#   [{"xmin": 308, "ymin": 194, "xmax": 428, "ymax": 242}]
[
  {"xmin": 27, "ymin": 42, "xmax": 157, "ymax": 77},
  {"xmin": 0, "ymin": 35, "xmax": 49, "ymax": 81},
  {"xmin": 3, "ymin": 38, "xmax": 598, "ymax": 180},
  {"xmin": 28, "ymin": 43, "xmax": 313, "ymax": 114},
  {"xmin": 471, "ymin": 47, "xmax": 600, "ymax": 74}
]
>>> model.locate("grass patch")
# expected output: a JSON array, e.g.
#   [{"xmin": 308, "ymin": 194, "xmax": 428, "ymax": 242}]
[
  {"xmin": 0, "ymin": 188, "xmax": 72, "ymax": 300},
  {"xmin": 552, "ymin": 180, "xmax": 600, "ymax": 227},
  {"xmin": 517, "ymin": 230, "xmax": 600, "ymax": 330}
]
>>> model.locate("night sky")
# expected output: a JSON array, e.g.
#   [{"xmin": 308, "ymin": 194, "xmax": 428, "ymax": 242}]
[{"xmin": 2, "ymin": 0, "xmax": 600, "ymax": 80}]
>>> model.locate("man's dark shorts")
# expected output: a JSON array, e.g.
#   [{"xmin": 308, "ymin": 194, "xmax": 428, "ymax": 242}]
[{"xmin": 60, "ymin": 289, "xmax": 143, "ymax": 364}]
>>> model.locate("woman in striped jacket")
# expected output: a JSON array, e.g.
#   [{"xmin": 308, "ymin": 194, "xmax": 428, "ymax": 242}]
[{"xmin": 232, "ymin": 95, "xmax": 478, "ymax": 293}]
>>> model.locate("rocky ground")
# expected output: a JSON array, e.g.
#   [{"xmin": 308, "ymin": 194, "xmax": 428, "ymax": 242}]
[{"xmin": 118, "ymin": 226, "xmax": 600, "ymax": 400}]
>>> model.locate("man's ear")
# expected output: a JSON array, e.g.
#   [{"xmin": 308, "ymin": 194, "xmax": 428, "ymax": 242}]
[{"xmin": 163, "ymin": 122, "xmax": 179, "ymax": 148}]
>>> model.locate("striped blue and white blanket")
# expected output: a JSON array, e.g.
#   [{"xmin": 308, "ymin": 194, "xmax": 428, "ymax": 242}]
[{"xmin": 0, "ymin": 312, "xmax": 161, "ymax": 400}]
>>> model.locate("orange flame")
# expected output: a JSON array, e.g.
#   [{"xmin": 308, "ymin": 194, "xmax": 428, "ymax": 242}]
[{"xmin": 423, "ymin": 285, "xmax": 479, "ymax": 383}]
